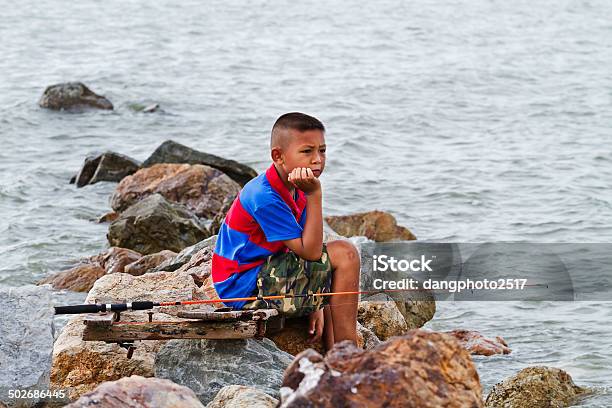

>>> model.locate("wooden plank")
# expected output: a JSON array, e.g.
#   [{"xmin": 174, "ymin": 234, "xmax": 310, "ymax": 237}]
[
  {"xmin": 177, "ymin": 309, "xmax": 278, "ymax": 321},
  {"xmin": 177, "ymin": 309, "xmax": 254, "ymax": 321},
  {"xmin": 82, "ymin": 320, "xmax": 258, "ymax": 341},
  {"xmin": 83, "ymin": 313, "xmax": 115, "ymax": 328}
]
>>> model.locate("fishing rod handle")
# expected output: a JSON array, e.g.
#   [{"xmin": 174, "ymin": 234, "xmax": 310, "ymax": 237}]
[{"xmin": 54, "ymin": 301, "xmax": 154, "ymax": 315}]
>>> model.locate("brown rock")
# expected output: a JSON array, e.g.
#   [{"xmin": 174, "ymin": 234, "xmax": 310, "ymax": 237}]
[
  {"xmin": 361, "ymin": 292, "xmax": 436, "ymax": 331},
  {"xmin": 200, "ymin": 276, "xmax": 221, "ymax": 303},
  {"xmin": 51, "ymin": 325, "xmax": 163, "ymax": 402},
  {"xmin": 102, "ymin": 247, "xmax": 142, "ymax": 274},
  {"xmin": 485, "ymin": 366, "xmax": 589, "ymax": 408},
  {"xmin": 64, "ymin": 375, "xmax": 204, "ymax": 408},
  {"xmin": 322, "ymin": 221, "xmax": 346, "ymax": 243},
  {"xmin": 37, "ymin": 247, "xmax": 142, "ymax": 292},
  {"xmin": 280, "ymin": 348, "xmax": 323, "ymax": 392},
  {"xmin": 447, "ymin": 329, "xmax": 511, "ymax": 356},
  {"xmin": 356, "ymin": 321, "xmax": 381, "ymax": 350},
  {"xmin": 38, "ymin": 263, "xmax": 105, "ymax": 292},
  {"xmin": 110, "ymin": 163, "xmax": 240, "ymax": 219},
  {"xmin": 394, "ymin": 297, "xmax": 436, "ymax": 329},
  {"xmin": 124, "ymin": 250, "xmax": 177, "ymax": 276},
  {"xmin": 98, "ymin": 211, "xmax": 120, "ymax": 223},
  {"xmin": 357, "ymin": 301, "xmax": 408, "ymax": 341},
  {"xmin": 325, "ymin": 210, "xmax": 416, "ymax": 242},
  {"xmin": 86, "ymin": 270, "xmax": 210, "ymax": 313},
  {"xmin": 206, "ymin": 385, "xmax": 278, "ymax": 408},
  {"xmin": 266, "ymin": 316, "xmax": 325, "ymax": 356},
  {"xmin": 280, "ymin": 329, "xmax": 483, "ymax": 408}
]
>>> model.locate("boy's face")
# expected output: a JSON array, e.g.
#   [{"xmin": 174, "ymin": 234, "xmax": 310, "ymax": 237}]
[{"xmin": 274, "ymin": 129, "xmax": 326, "ymax": 178}]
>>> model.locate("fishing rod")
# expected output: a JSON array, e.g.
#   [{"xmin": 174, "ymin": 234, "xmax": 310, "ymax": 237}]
[
  {"xmin": 53, "ymin": 290, "xmax": 374, "ymax": 315},
  {"xmin": 54, "ymin": 284, "xmax": 549, "ymax": 315}
]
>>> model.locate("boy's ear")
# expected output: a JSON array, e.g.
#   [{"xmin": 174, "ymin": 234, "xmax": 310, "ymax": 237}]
[{"xmin": 271, "ymin": 147, "xmax": 283, "ymax": 164}]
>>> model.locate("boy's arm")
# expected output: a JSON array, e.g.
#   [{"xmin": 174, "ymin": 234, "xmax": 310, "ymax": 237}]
[{"xmin": 283, "ymin": 168, "xmax": 323, "ymax": 261}]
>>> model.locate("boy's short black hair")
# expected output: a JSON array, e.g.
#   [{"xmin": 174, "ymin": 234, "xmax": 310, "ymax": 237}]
[{"xmin": 271, "ymin": 112, "xmax": 325, "ymax": 148}]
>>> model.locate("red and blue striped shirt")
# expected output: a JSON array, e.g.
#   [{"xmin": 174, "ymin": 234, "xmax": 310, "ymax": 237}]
[{"xmin": 212, "ymin": 164, "xmax": 307, "ymax": 308}]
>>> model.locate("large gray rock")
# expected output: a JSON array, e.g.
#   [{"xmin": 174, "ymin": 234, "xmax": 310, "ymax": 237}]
[
  {"xmin": 155, "ymin": 338, "xmax": 293, "ymax": 405},
  {"xmin": 107, "ymin": 194, "xmax": 210, "ymax": 255},
  {"xmin": 72, "ymin": 152, "xmax": 140, "ymax": 187},
  {"xmin": 153, "ymin": 235, "xmax": 217, "ymax": 272},
  {"xmin": 484, "ymin": 366, "xmax": 589, "ymax": 408},
  {"xmin": 0, "ymin": 285, "xmax": 55, "ymax": 408},
  {"xmin": 142, "ymin": 140, "xmax": 257, "ymax": 186},
  {"xmin": 39, "ymin": 82, "xmax": 113, "ymax": 111},
  {"xmin": 65, "ymin": 375, "xmax": 205, "ymax": 408}
]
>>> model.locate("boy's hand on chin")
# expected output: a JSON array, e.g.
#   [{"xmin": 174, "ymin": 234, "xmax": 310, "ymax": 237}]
[
  {"xmin": 307, "ymin": 308, "xmax": 324, "ymax": 344},
  {"xmin": 288, "ymin": 167, "xmax": 321, "ymax": 195}
]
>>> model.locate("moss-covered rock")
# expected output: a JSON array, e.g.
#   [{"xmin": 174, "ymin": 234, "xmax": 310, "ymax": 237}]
[{"xmin": 485, "ymin": 366, "xmax": 589, "ymax": 408}]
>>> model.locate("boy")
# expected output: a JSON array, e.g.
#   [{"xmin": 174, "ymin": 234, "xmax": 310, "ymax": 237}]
[{"xmin": 211, "ymin": 112, "xmax": 360, "ymax": 349}]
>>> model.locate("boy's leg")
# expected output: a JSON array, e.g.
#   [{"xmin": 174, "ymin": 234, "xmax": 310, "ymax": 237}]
[
  {"xmin": 326, "ymin": 240, "xmax": 360, "ymax": 344},
  {"xmin": 323, "ymin": 305, "xmax": 334, "ymax": 350}
]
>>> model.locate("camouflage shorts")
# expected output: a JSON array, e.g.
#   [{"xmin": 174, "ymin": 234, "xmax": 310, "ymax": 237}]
[{"xmin": 241, "ymin": 244, "xmax": 332, "ymax": 317}]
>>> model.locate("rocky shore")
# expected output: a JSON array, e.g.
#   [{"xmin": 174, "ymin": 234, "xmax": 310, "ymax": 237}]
[{"xmin": 0, "ymin": 82, "xmax": 594, "ymax": 407}]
